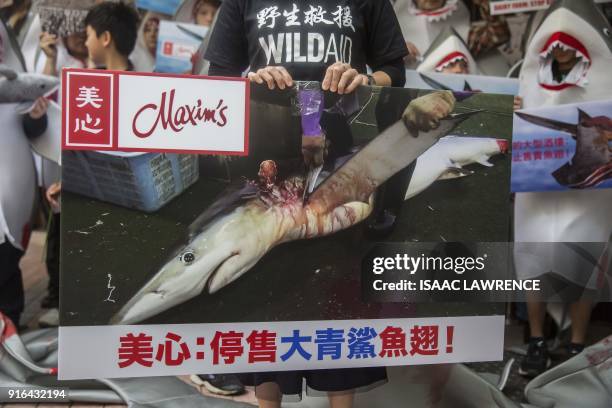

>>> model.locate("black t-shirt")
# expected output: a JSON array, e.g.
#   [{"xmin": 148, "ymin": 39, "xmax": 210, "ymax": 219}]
[{"xmin": 205, "ymin": 0, "xmax": 408, "ymax": 82}]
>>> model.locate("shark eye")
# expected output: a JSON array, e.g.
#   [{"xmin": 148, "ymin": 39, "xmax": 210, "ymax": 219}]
[
  {"xmin": 179, "ymin": 250, "xmax": 196, "ymax": 265},
  {"xmin": 604, "ymin": 28, "xmax": 611, "ymax": 37}
]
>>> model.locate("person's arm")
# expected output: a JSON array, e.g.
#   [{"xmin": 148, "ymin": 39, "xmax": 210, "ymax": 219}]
[
  {"xmin": 364, "ymin": 0, "xmax": 409, "ymax": 87},
  {"xmin": 203, "ymin": 0, "xmax": 249, "ymax": 76},
  {"xmin": 208, "ymin": 62, "xmax": 243, "ymax": 78},
  {"xmin": 39, "ymin": 32, "xmax": 59, "ymax": 77},
  {"xmin": 371, "ymin": 56, "xmax": 406, "ymax": 88},
  {"xmin": 22, "ymin": 98, "xmax": 49, "ymax": 140}
]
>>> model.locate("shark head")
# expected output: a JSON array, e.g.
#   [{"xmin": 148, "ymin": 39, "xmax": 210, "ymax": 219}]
[
  {"xmin": 0, "ymin": 66, "xmax": 59, "ymax": 108},
  {"xmin": 418, "ymin": 26, "xmax": 479, "ymax": 75},
  {"xmin": 520, "ymin": 0, "xmax": 612, "ymax": 108},
  {"xmin": 110, "ymin": 200, "xmax": 278, "ymax": 325}
]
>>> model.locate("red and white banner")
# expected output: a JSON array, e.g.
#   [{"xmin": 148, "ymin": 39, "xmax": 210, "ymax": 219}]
[
  {"xmin": 58, "ymin": 315, "xmax": 504, "ymax": 380},
  {"xmin": 62, "ymin": 69, "xmax": 249, "ymax": 155},
  {"xmin": 490, "ymin": 0, "xmax": 612, "ymax": 15}
]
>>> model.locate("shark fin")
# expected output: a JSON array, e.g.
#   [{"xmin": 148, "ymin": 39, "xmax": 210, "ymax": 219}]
[
  {"xmin": 439, "ymin": 166, "xmax": 473, "ymax": 180},
  {"xmin": 0, "ymin": 64, "xmax": 18, "ymax": 80}
]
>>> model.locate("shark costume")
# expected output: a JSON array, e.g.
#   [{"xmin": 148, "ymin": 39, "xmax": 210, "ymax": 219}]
[
  {"xmin": 175, "ymin": 0, "xmax": 198, "ymax": 23},
  {"xmin": 515, "ymin": 0, "xmax": 612, "ymax": 288},
  {"xmin": 130, "ymin": 12, "xmax": 168, "ymax": 73},
  {"xmin": 417, "ymin": 26, "xmax": 480, "ymax": 74},
  {"xmin": 393, "ymin": 0, "xmax": 470, "ymax": 57}
]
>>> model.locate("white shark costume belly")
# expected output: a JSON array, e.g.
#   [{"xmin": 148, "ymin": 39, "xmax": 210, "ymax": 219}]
[
  {"xmin": 393, "ymin": 0, "xmax": 470, "ymax": 57},
  {"xmin": 0, "ymin": 21, "xmax": 36, "ymax": 249},
  {"xmin": 417, "ymin": 26, "xmax": 480, "ymax": 74},
  {"xmin": 515, "ymin": 0, "xmax": 612, "ymax": 283}
]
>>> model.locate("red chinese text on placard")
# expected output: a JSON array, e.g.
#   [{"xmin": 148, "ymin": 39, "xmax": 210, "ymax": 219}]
[{"xmin": 63, "ymin": 71, "xmax": 114, "ymax": 148}]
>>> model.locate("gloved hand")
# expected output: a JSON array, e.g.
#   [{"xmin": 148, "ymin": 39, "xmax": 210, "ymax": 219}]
[{"xmin": 402, "ymin": 91, "xmax": 456, "ymax": 133}]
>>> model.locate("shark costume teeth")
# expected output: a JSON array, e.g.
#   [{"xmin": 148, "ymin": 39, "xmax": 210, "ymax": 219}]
[
  {"xmin": 393, "ymin": 0, "xmax": 470, "ymax": 57},
  {"xmin": 537, "ymin": 32, "xmax": 591, "ymax": 90},
  {"xmin": 519, "ymin": 0, "xmax": 612, "ymax": 108},
  {"xmin": 405, "ymin": 0, "xmax": 459, "ymax": 22},
  {"xmin": 417, "ymin": 26, "xmax": 480, "ymax": 74}
]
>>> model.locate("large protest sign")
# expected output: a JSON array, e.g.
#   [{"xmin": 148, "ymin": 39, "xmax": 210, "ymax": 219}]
[
  {"xmin": 512, "ymin": 99, "xmax": 612, "ymax": 192},
  {"xmin": 59, "ymin": 71, "xmax": 513, "ymax": 379}
]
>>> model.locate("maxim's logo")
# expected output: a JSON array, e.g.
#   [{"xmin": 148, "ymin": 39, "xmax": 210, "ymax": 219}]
[{"xmin": 132, "ymin": 89, "xmax": 229, "ymax": 138}]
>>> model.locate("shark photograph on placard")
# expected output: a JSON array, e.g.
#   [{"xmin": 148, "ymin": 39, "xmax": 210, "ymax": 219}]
[
  {"xmin": 512, "ymin": 99, "xmax": 612, "ymax": 193},
  {"xmin": 61, "ymin": 82, "xmax": 512, "ymax": 326}
]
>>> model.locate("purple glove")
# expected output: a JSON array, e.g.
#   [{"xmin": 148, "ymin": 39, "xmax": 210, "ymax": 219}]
[{"xmin": 298, "ymin": 89, "xmax": 324, "ymax": 137}]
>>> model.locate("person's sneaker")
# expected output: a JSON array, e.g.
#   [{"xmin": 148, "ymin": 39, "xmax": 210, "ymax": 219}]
[
  {"xmin": 567, "ymin": 342, "xmax": 585, "ymax": 357},
  {"xmin": 189, "ymin": 374, "xmax": 245, "ymax": 396},
  {"xmin": 518, "ymin": 337, "xmax": 551, "ymax": 378},
  {"xmin": 38, "ymin": 308, "xmax": 59, "ymax": 328}
]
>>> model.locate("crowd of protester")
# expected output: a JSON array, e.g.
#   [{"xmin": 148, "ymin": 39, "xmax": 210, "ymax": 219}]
[{"xmin": 1, "ymin": 0, "xmax": 610, "ymax": 406}]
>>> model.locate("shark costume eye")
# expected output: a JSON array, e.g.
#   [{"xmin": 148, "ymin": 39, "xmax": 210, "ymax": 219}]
[
  {"xmin": 179, "ymin": 250, "xmax": 196, "ymax": 265},
  {"xmin": 603, "ymin": 28, "xmax": 611, "ymax": 37}
]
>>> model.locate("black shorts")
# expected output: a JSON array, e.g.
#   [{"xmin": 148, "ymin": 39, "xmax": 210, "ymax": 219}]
[{"xmin": 240, "ymin": 367, "xmax": 387, "ymax": 401}]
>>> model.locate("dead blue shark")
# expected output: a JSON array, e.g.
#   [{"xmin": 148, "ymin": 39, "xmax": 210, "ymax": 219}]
[{"xmin": 110, "ymin": 101, "xmax": 481, "ymax": 325}]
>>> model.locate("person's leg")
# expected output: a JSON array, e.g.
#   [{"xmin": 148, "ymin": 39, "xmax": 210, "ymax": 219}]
[
  {"xmin": 257, "ymin": 399, "xmax": 282, "ymax": 408},
  {"xmin": 526, "ymin": 300, "xmax": 547, "ymax": 337},
  {"xmin": 568, "ymin": 301, "xmax": 591, "ymax": 353},
  {"xmin": 328, "ymin": 391, "xmax": 355, "ymax": 408},
  {"xmin": 0, "ymin": 240, "xmax": 25, "ymax": 327},
  {"xmin": 254, "ymin": 381, "xmax": 282, "ymax": 408},
  {"xmin": 42, "ymin": 213, "xmax": 60, "ymax": 309}
]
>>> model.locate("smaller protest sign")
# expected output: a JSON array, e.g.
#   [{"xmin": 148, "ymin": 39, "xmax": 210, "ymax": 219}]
[
  {"xmin": 155, "ymin": 21, "xmax": 208, "ymax": 74},
  {"xmin": 511, "ymin": 99, "xmax": 612, "ymax": 192},
  {"xmin": 136, "ymin": 0, "xmax": 182, "ymax": 16}
]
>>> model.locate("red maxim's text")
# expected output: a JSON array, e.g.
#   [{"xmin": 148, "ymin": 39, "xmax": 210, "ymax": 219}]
[{"xmin": 132, "ymin": 89, "xmax": 228, "ymax": 138}]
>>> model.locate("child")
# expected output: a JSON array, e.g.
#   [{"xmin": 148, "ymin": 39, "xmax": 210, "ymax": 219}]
[
  {"xmin": 37, "ymin": 30, "xmax": 89, "ymax": 76},
  {"xmin": 84, "ymin": 1, "xmax": 139, "ymax": 71},
  {"xmin": 192, "ymin": 0, "xmax": 220, "ymax": 27}
]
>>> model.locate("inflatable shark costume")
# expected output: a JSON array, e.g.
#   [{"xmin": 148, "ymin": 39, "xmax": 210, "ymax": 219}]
[
  {"xmin": 0, "ymin": 19, "xmax": 37, "ymax": 251},
  {"xmin": 393, "ymin": 0, "xmax": 470, "ymax": 58},
  {"xmin": 417, "ymin": 26, "xmax": 480, "ymax": 74},
  {"xmin": 515, "ymin": 0, "xmax": 612, "ymax": 288}
]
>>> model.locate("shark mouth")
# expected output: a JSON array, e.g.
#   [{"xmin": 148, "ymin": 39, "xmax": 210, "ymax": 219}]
[
  {"xmin": 408, "ymin": 0, "xmax": 458, "ymax": 22},
  {"xmin": 538, "ymin": 32, "xmax": 591, "ymax": 91},
  {"xmin": 435, "ymin": 51, "xmax": 468, "ymax": 72},
  {"xmin": 555, "ymin": 162, "xmax": 612, "ymax": 189}
]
